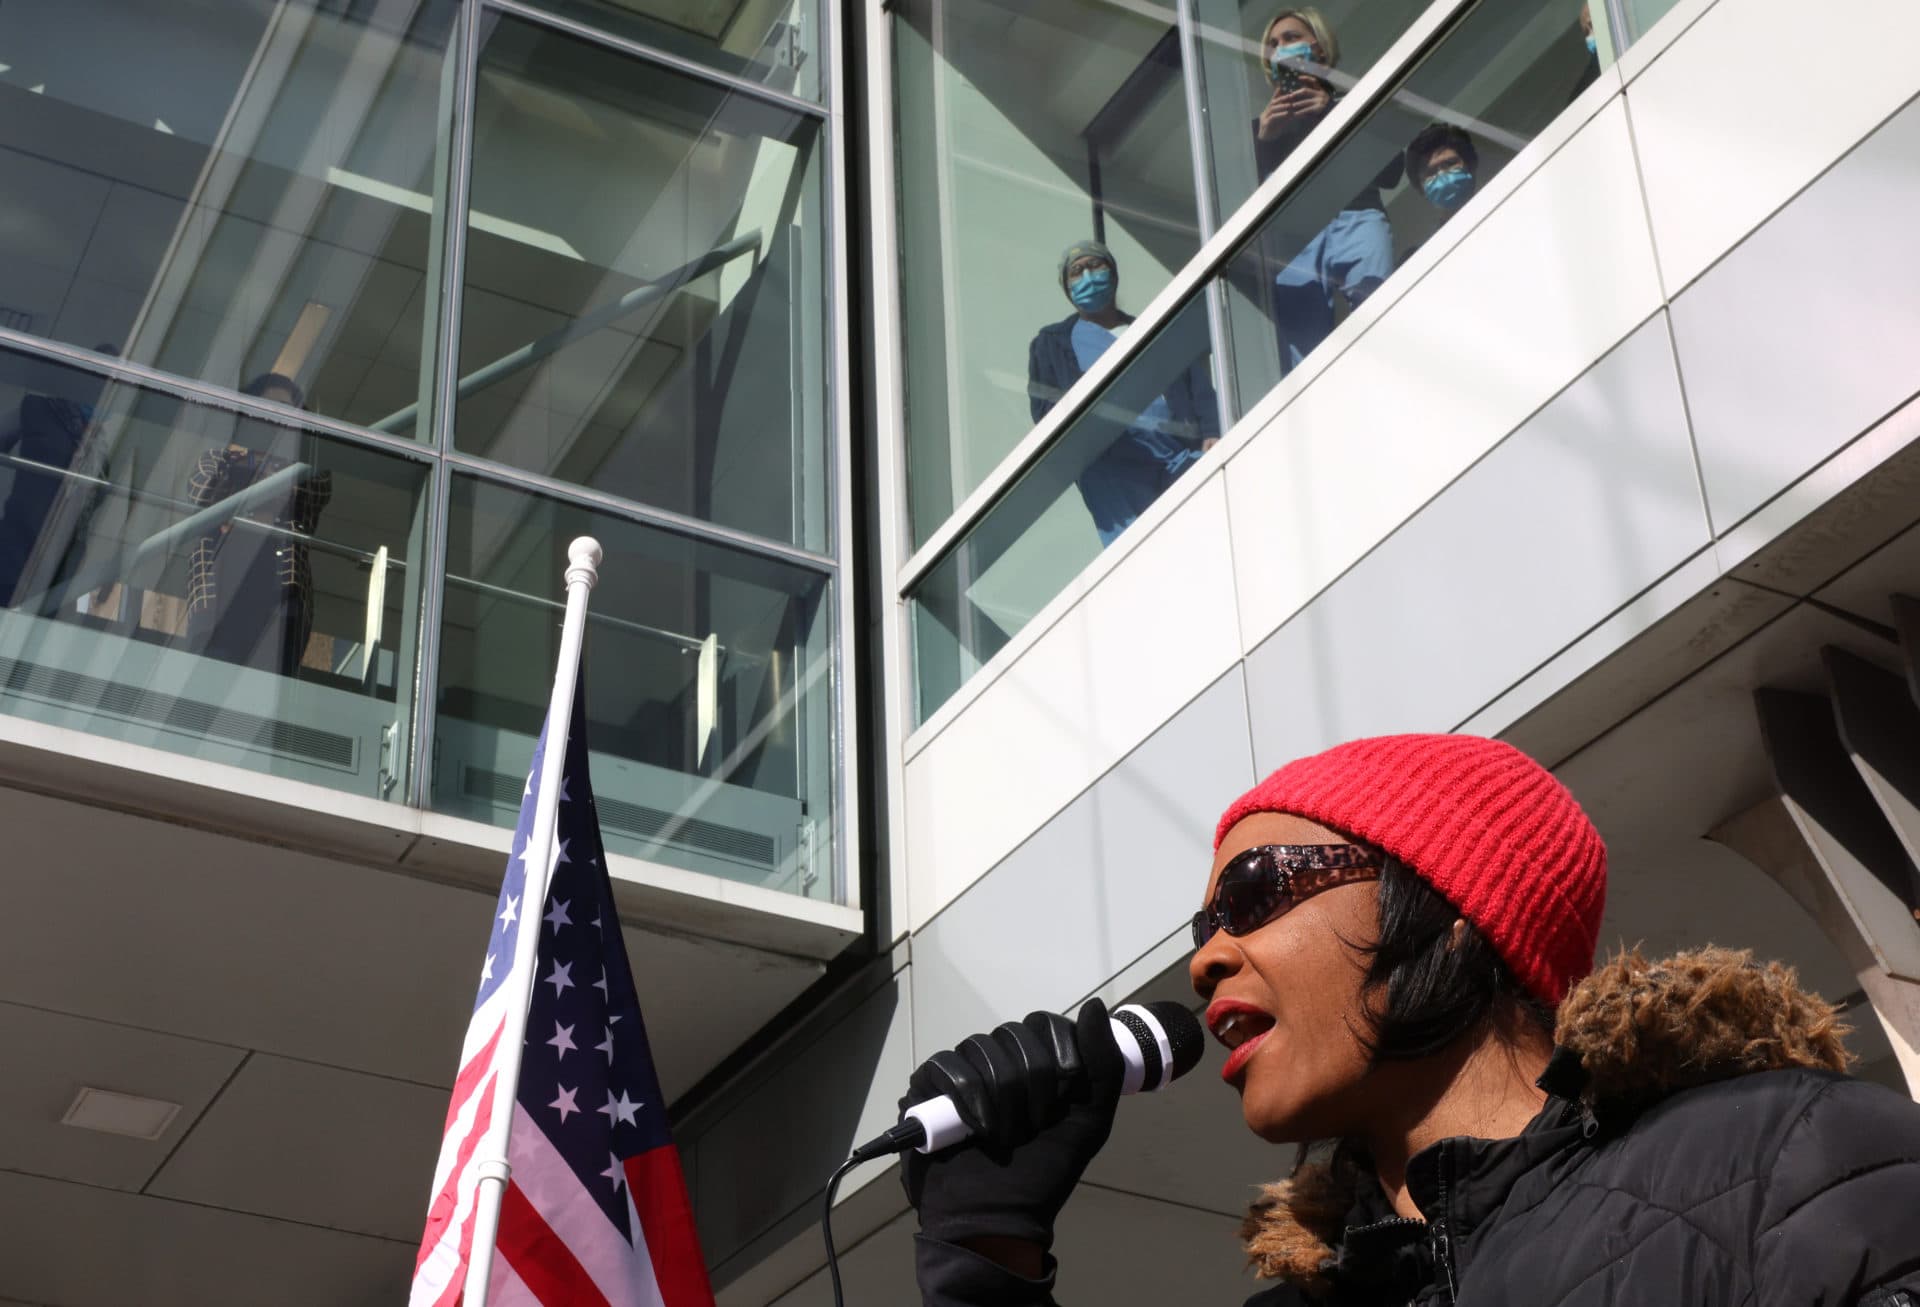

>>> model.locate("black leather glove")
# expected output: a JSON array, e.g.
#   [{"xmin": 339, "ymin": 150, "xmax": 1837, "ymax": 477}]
[{"xmin": 900, "ymin": 998, "xmax": 1126, "ymax": 1252}]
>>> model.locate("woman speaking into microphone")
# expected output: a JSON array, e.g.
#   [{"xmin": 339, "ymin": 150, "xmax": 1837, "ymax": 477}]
[{"xmin": 900, "ymin": 734, "xmax": 1920, "ymax": 1305}]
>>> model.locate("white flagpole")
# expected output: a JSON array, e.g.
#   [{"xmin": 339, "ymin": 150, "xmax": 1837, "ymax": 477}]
[{"xmin": 463, "ymin": 536, "xmax": 603, "ymax": 1307}]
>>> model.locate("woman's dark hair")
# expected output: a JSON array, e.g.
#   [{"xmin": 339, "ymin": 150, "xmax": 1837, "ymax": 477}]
[{"xmin": 1354, "ymin": 857, "xmax": 1554, "ymax": 1063}]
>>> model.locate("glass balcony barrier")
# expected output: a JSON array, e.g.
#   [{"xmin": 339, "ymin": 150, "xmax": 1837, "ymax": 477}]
[
  {"xmin": 0, "ymin": 345, "xmax": 431, "ymax": 794},
  {"xmin": 908, "ymin": 0, "xmax": 1632, "ymax": 724},
  {"xmin": 893, "ymin": 0, "xmax": 1206, "ymax": 544},
  {"xmin": 436, "ymin": 476, "xmax": 838, "ymax": 899}
]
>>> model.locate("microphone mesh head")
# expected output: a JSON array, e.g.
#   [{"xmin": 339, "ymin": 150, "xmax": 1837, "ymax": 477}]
[{"xmin": 1142, "ymin": 1001, "xmax": 1205, "ymax": 1080}]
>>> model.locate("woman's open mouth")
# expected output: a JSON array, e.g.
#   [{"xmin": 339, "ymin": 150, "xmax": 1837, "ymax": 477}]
[{"xmin": 1207, "ymin": 1000, "xmax": 1276, "ymax": 1083}]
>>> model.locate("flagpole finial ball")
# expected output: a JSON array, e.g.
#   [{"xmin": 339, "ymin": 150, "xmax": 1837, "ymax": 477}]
[{"xmin": 567, "ymin": 537, "xmax": 603, "ymax": 590}]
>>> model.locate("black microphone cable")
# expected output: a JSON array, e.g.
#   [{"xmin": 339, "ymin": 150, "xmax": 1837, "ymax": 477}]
[
  {"xmin": 822, "ymin": 1121, "xmax": 926, "ymax": 1307},
  {"xmin": 821, "ymin": 1154, "xmax": 858, "ymax": 1307}
]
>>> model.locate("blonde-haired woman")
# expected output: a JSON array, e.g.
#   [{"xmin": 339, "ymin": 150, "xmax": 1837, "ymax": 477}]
[{"xmin": 1250, "ymin": 8, "xmax": 1398, "ymax": 371}]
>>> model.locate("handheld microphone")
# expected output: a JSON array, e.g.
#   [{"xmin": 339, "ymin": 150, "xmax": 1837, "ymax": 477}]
[{"xmin": 846, "ymin": 1001, "xmax": 1204, "ymax": 1163}]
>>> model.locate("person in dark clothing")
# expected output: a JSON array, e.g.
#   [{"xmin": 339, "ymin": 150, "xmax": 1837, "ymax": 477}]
[
  {"xmin": 181, "ymin": 372, "xmax": 332, "ymax": 676},
  {"xmin": 1249, "ymin": 10, "xmax": 1401, "ymax": 370},
  {"xmin": 1571, "ymin": 3, "xmax": 1602, "ymax": 99},
  {"xmin": 901, "ymin": 734, "xmax": 1920, "ymax": 1305},
  {"xmin": 0, "ymin": 346, "xmax": 117, "ymax": 606},
  {"xmin": 1027, "ymin": 240, "xmax": 1220, "ymax": 547}
]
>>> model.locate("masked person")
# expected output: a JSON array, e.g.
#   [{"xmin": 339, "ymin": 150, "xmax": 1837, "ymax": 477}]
[
  {"xmin": 1027, "ymin": 240, "xmax": 1220, "ymax": 547},
  {"xmin": 900, "ymin": 734, "xmax": 1920, "ymax": 1305},
  {"xmin": 1252, "ymin": 9, "xmax": 1400, "ymax": 370},
  {"xmin": 1571, "ymin": 3, "xmax": 1602, "ymax": 100},
  {"xmin": 1407, "ymin": 123, "xmax": 1479, "ymax": 216}
]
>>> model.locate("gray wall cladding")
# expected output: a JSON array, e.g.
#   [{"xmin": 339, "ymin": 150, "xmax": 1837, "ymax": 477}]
[
  {"xmin": 1671, "ymin": 91, "xmax": 1920, "ymax": 531},
  {"xmin": 1242, "ymin": 313, "xmax": 1708, "ymax": 775},
  {"xmin": 908, "ymin": 669, "xmax": 1257, "ymax": 1055}
]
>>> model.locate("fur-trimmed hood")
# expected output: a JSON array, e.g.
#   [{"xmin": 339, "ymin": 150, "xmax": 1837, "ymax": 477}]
[{"xmin": 1240, "ymin": 948, "xmax": 1853, "ymax": 1288}]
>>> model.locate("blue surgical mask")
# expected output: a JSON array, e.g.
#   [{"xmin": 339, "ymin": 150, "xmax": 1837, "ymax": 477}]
[
  {"xmin": 1422, "ymin": 168, "xmax": 1475, "ymax": 211},
  {"xmin": 1584, "ymin": 32, "xmax": 1598, "ymax": 55},
  {"xmin": 1267, "ymin": 40, "xmax": 1315, "ymax": 79},
  {"xmin": 1069, "ymin": 267, "xmax": 1116, "ymax": 312}
]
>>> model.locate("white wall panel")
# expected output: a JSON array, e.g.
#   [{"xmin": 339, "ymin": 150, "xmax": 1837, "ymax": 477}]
[
  {"xmin": 1224, "ymin": 100, "xmax": 1663, "ymax": 653},
  {"xmin": 903, "ymin": 475, "xmax": 1242, "ymax": 930},
  {"xmin": 1628, "ymin": 0, "xmax": 1920, "ymax": 293},
  {"xmin": 1669, "ymin": 94, "xmax": 1920, "ymax": 533}
]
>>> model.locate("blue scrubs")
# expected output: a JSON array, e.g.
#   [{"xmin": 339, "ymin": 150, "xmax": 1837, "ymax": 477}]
[
  {"xmin": 1069, "ymin": 319, "xmax": 1205, "ymax": 545},
  {"xmin": 1272, "ymin": 208, "xmax": 1394, "ymax": 369}
]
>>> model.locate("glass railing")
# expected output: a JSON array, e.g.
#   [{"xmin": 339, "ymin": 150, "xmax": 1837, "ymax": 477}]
[
  {"xmin": 907, "ymin": 0, "xmax": 1636, "ymax": 724},
  {"xmin": 913, "ymin": 295, "xmax": 1216, "ymax": 721},
  {"xmin": 892, "ymin": 0, "xmax": 1206, "ymax": 544},
  {"xmin": 435, "ymin": 475, "xmax": 838, "ymax": 898},
  {"xmin": 0, "ymin": 345, "xmax": 432, "ymax": 791}
]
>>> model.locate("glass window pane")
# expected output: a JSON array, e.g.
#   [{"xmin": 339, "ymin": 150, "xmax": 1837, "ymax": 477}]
[
  {"xmin": 454, "ymin": 15, "xmax": 829, "ymax": 553},
  {"xmin": 0, "ymin": 0, "xmax": 459, "ymax": 436},
  {"xmin": 518, "ymin": 0, "xmax": 822, "ymax": 103},
  {"xmin": 0, "ymin": 345, "xmax": 432, "ymax": 794},
  {"xmin": 911, "ymin": 295, "xmax": 1215, "ymax": 722},
  {"xmin": 437, "ymin": 476, "xmax": 837, "ymax": 899},
  {"xmin": 894, "ymin": 0, "xmax": 1203, "ymax": 545},
  {"xmin": 1221, "ymin": 0, "xmax": 1606, "ymax": 417},
  {"xmin": 1194, "ymin": 0, "xmax": 1436, "ymax": 223}
]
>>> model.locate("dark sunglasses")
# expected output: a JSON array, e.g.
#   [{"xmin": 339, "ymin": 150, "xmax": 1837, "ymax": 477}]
[{"xmin": 1191, "ymin": 843, "xmax": 1384, "ymax": 949}]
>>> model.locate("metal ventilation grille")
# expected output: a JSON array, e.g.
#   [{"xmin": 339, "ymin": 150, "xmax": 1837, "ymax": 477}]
[
  {"xmin": 0, "ymin": 656, "xmax": 358, "ymax": 769},
  {"xmin": 464, "ymin": 766, "xmax": 778, "ymax": 868}
]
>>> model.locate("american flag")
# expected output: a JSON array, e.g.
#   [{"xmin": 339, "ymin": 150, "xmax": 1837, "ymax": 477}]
[{"xmin": 411, "ymin": 670, "xmax": 715, "ymax": 1307}]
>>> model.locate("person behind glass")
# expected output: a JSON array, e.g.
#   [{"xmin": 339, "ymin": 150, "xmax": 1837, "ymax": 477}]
[
  {"xmin": 1253, "ymin": 9, "xmax": 1397, "ymax": 370},
  {"xmin": 181, "ymin": 372, "xmax": 332, "ymax": 676},
  {"xmin": 1027, "ymin": 240, "xmax": 1219, "ymax": 548},
  {"xmin": 0, "ymin": 345, "xmax": 117, "ymax": 607},
  {"xmin": 899, "ymin": 734, "xmax": 1920, "ymax": 1306},
  {"xmin": 1407, "ymin": 123, "xmax": 1479, "ymax": 217},
  {"xmin": 1571, "ymin": 3, "xmax": 1602, "ymax": 99}
]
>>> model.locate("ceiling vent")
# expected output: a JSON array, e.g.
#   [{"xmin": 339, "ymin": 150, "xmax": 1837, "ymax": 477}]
[{"xmin": 61, "ymin": 1087, "xmax": 182, "ymax": 1141}]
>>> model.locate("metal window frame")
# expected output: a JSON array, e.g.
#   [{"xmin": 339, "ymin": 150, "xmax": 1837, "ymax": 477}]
[
  {"xmin": 0, "ymin": 0, "xmax": 859, "ymax": 907},
  {"xmin": 859, "ymin": 0, "xmax": 917, "ymax": 942},
  {"xmin": 890, "ymin": 0, "xmax": 1476, "ymax": 596},
  {"xmin": 486, "ymin": 0, "xmax": 830, "ymax": 120},
  {"xmin": 448, "ymin": 0, "xmax": 852, "ymax": 906},
  {"xmin": 407, "ymin": 0, "xmax": 486, "ymax": 809},
  {"xmin": 0, "ymin": 329, "xmax": 440, "ymax": 465}
]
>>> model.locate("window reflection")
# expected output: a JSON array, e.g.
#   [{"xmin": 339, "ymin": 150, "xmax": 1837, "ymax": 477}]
[
  {"xmin": 517, "ymin": 0, "xmax": 821, "ymax": 102},
  {"xmin": 436, "ymin": 476, "xmax": 836, "ymax": 895},
  {"xmin": 912, "ymin": 0, "xmax": 1635, "ymax": 723},
  {"xmin": 452, "ymin": 14, "xmax": 829, "ymax": 552},
  {"xmin": 0, "ymin": 0, "xmax": 458, "ymax": 434},
  {"xmin": 894, "ymin": 0, "xmax": 1202, "ymax": 545},
  {"xmin": 916, "ymin": 295, "xmax": 1215, "ymax": 721},
  {"xmin": 0, "ymin": 346, "xmax": 430, "ymax": 793}
]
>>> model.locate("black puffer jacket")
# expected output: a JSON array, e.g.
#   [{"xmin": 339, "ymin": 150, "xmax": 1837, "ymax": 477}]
[{"xmin": 916, "ymin": 950, "xmax": 1920, "ymax": 1306}]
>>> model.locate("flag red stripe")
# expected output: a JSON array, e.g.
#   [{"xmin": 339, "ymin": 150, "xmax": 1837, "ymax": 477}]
[
  {"xmin": 497, "ymin": 1180, "xmax": 617, "ymax": 1307},
  {"xmin": 414, "ymin": 1073, "xmax": 498, "ymax": 1275},
  {"xmin": 429, "ymin": 1192, "xmax": 483, "ymax": 1307},
  {"xmin": 626, "ymin": 1148, "xmax": 716, "ymax": 1307},
  {"xmin": 442, "ymin": 1020, "xmax": 505, "ymax": 1131}
]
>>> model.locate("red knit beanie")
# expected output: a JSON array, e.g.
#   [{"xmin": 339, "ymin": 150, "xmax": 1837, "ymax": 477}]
[{"xmin": 1214, "ymin": 734, "xmax": 1606, "ymax": 1005}]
